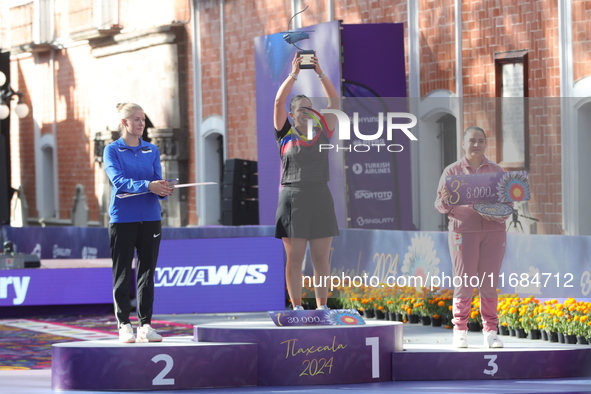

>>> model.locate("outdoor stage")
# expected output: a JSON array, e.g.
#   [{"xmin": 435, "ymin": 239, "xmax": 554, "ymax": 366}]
[
  {"xmin": 2, "ymin": 311, "xmax": 591, "ymax": 393},
  {"xmin": 2, "ymin": 224, "xmax": 591, "ymax": 392},
  {"xmin": 50, "ymin": 316, "xmax": 591, "ymax": 391}
]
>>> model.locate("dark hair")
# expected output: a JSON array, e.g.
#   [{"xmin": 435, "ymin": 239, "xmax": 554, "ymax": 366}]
[
  {"xmin": 289, "ymin": 94, "xmax": 310, "ymax": 114},
  {"xmin": 463, "ymin": 126, "xmax": 487, "ymax": 140}
]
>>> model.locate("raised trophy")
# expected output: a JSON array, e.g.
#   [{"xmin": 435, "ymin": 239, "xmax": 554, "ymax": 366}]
[{"xmin": 281, "ymin": 6, "xmax": 315, "ymax": 69}]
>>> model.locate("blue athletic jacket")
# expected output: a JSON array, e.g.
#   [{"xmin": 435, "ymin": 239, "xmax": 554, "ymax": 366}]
[{"xmin": 103, "ymin": 137, "xmax": 166, "ymax": 223}]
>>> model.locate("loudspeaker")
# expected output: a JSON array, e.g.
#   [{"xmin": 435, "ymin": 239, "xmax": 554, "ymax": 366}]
[
  {"xmin": 222, "ymin": 159, "xmax": 259, "ymax": 225},
  {"xmin": 221, "ymin": 205, "xmax": 259, "ymax": 226},
  {"xmin": 224, "ymin": 158, "xmax": 257, "ymax": 173},
  {"xmin": 222, "ymin": 184, "xmax": 258, "ymax": 200},
  {"xmin": 23, "ymin": 254, "xmax": 41, "ymax": 269}
]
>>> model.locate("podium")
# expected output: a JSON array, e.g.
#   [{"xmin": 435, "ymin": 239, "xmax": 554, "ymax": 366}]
[{"xmin": 51, "ymin": 317, "xmax": 591, "ymax": 390}]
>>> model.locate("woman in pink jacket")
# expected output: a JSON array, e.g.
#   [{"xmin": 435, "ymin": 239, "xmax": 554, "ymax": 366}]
[{"xmin": 435, "ymin": 126, "xmax": 509, "ymax": 348}]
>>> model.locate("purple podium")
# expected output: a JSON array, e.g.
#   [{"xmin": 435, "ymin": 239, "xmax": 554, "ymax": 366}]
[
  {"xmin": 52, "ymin": 320, "xmax": 591, "ymax": 390},
  {"xmin": 392, "ymin": 343, "xmax": 591, "ymax": 380},
  {"xmin": 195, "ymin": 320, "xmax": 403, "ymax": 386},
  {"xmin": 51, "ymin": 337, "xmax": 257, "ymax": 390}
]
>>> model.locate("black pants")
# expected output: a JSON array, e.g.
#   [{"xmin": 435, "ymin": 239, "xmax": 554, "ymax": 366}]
[{"xmin": 109, "ymin": 221, "xmax": 161, "ymax": 327}]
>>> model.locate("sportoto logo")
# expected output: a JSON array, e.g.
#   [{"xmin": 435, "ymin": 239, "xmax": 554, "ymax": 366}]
[{"xmin": 354, "ymin": 190, "xmax": 393, "ymax": 201}]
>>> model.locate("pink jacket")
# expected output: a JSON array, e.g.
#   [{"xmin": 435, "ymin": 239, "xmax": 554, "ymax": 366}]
[{"xmin": 435, "ymin": 156, "xmax": 507, "ymax": 233}]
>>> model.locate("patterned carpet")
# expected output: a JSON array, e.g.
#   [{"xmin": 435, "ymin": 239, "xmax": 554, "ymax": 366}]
[{"xmin": 0, "ymin": 315, "xmax": 194, "ymax": 370}]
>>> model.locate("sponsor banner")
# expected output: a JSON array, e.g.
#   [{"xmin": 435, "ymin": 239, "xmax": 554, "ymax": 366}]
[
  {"xmin": 255, "ymin": 20, "xmax": 344, "ymax": 227},
  {"xmin": 153, "ymin": 237, "xmax": 285, "ymax": 314},
  {"xmin": 3, "ymin": 228, "xmax": 588, "ymax": 308},
  {"xmin": 1, "ymin": 226, "xmax": 109, "ymax": 259},
  {"xmin": 445, "ymin": 171, "xmax": 530, "ymax": 205},
  {"xmin": 302, "ymin": 229, "xmax": 591, "ymax": 299},
  {"xmin": 0, "ymin": 225, "xmax": 274, "ymax": 260},
  {"xmin": 341, "ymin": 23, "xmax": 412, "ymax": 230},
  {"xmin": 0, "ymin": 268, "xmax": 112, "ymax": 306}
]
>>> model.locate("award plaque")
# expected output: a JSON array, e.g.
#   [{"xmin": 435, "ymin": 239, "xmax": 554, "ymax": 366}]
[
  {"xmin": 445, "ymin": 171, "xmax": 530, "ymax": 205},
  {"xmin": 268, "ymin": 309, "xmax": 365, "ymax": 327},
  {"xmin": 297, "ymin": 50, "xmax": 315, "ymax": 69}
]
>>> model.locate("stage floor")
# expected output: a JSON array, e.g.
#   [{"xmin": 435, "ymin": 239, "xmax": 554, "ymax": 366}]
[{"xmin": 2, "ymin": 312, "xmax": 591, "ymax": 393}]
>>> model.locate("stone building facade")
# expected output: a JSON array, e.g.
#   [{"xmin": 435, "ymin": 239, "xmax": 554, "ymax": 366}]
[{"xmin": 1, "ymin": 0, "xmax": 589, "ymax": 235}]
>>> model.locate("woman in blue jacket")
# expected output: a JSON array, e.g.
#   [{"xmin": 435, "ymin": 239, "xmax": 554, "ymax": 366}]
[{"xmin": 103, "ymin": 103, "xmax": 174, "ymax": 343}]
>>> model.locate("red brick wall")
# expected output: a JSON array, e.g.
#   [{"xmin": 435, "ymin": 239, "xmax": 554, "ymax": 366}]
[
  {"xmin": 185, "ymin": 17, "xmax": 197, "ymax": 225},
  {"xmin": 419, "ymin": 0, "xmax": 456, "ymax": 95},
  {"xmin": 528, "ymin": 99, "xmax": 562, "ymax": 234},
  {"xmin": 461, "ymin": 0, "xmax": 559, "ymax": 98},
  {"xmin": 223, "ymin": 0, "xmax": 294, "ymax": 161},
  {"xmin": 198, "ymin": 1, "xmax": 223, "ymax": 121},
  {"xmin": 10, "ymin": 57, "xmax": 37, "ymax": 217},
  {"xmin": 459, "ymin": 0, "xmax": 562, "ymax": 233},
  {"xmin": 3, "ymin": 0, "xmax": 590, "ymax": 232},
  {"xmin": 573, "ymin": 0, "xmax": 591, "ymax": 83},
  {"xmin": 53, "ymin": 45, "xmax": 99, "ymax": 221}
]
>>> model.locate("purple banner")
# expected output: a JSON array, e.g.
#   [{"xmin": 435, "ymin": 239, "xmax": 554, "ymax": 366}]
[
  {"xmin": 154, "ymin": 238, "xmax": 285, "ymax": 314},
  {"xmin": 0, "ymin": 268, "xmax": 112, "ymax": 306},
  {"xmin": 1, "ymin": 226, "xmax": 110, "ymax": 259},
  {"xmin": 268, "ymin": 309, "xmax": 365, "ymax": 326},
  {"xmin": 254, "ymin": 21, "xmax": 345, "ymax": 227},
  {"xmin": 445, "ymin": 171, "xmax": 530, "ymax": 205},
  {"xmin": 341, "ymin": 23, "xmax": 413, "ymax": 230},
  {"xmin": 302, "ymin": 229, "xmax": 591, "ymax": 299},
  {"xmin": 0, "ymin": 225, "xmax": 274, "ymax": 261}
]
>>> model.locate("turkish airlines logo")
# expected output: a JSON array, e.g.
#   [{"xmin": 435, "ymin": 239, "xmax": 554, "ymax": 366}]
[{"xmin": 155, "ymin": 264, "xmax": 268, "ymax": 287}]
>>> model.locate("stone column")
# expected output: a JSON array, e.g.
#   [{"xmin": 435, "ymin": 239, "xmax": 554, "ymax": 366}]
[
  {"xmin": 148, "ymin": 127, "xmax": 188, "ymax": 227},
  {"xmin": 93, "ymin": 129, "xmax": 119, "ymax": 227}
]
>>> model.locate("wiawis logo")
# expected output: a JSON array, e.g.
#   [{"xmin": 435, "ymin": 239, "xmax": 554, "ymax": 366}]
[
  {"xmin": 155, "ymin": 265, "xmax": 268, "ymax": 287},
  {"xmin": 307, "ymin": 109, "xmax": 418, "ymax": 152}
]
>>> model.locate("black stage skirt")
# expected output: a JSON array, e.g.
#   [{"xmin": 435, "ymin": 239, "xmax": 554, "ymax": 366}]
[{"xmin": 274, "ymin": 183, "xmax": 340, "ymax": 240}]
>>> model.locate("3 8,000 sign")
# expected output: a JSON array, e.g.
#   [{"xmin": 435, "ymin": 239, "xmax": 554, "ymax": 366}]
[{"xmin": 466, "ymin": 186, "xmax": 492, "ymax": 199}]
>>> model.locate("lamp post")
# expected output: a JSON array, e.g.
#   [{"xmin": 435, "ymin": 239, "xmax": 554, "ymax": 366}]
[
  {"xmin": 0, "ymin": 71, "xmax": 29, "ymax": 120},
  {"xmin": 0, "ymin": 69, "xmax": 29, "ymax": 224}
]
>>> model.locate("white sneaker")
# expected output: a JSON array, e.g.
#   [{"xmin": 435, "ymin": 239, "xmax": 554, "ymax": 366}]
[
  {"xmin": 484, "ymin": 330, "xmax": 504, "ymax": 348},
  {"xmin": 293, "ymin": 305, "xmax": 304, "ymax": 311},
  {"xmin": 118, "ymin": 323, "xmax": 135, "ymax": 343},
  {"xmin": 136, "ymin": 324, "xmax": 163, "ymax": 342},
  {"xmin": 453, "ymin": 329, "xmax": 468, "ymax": 348},
  {"xmin": 316, "ymin": 305, "xmax": 329, "ymax": 310}
]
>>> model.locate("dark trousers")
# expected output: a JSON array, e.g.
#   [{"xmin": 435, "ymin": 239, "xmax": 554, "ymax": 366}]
[{"xmin": 109, "ymin": 221, "xmax": 162, "ymax": 327}]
